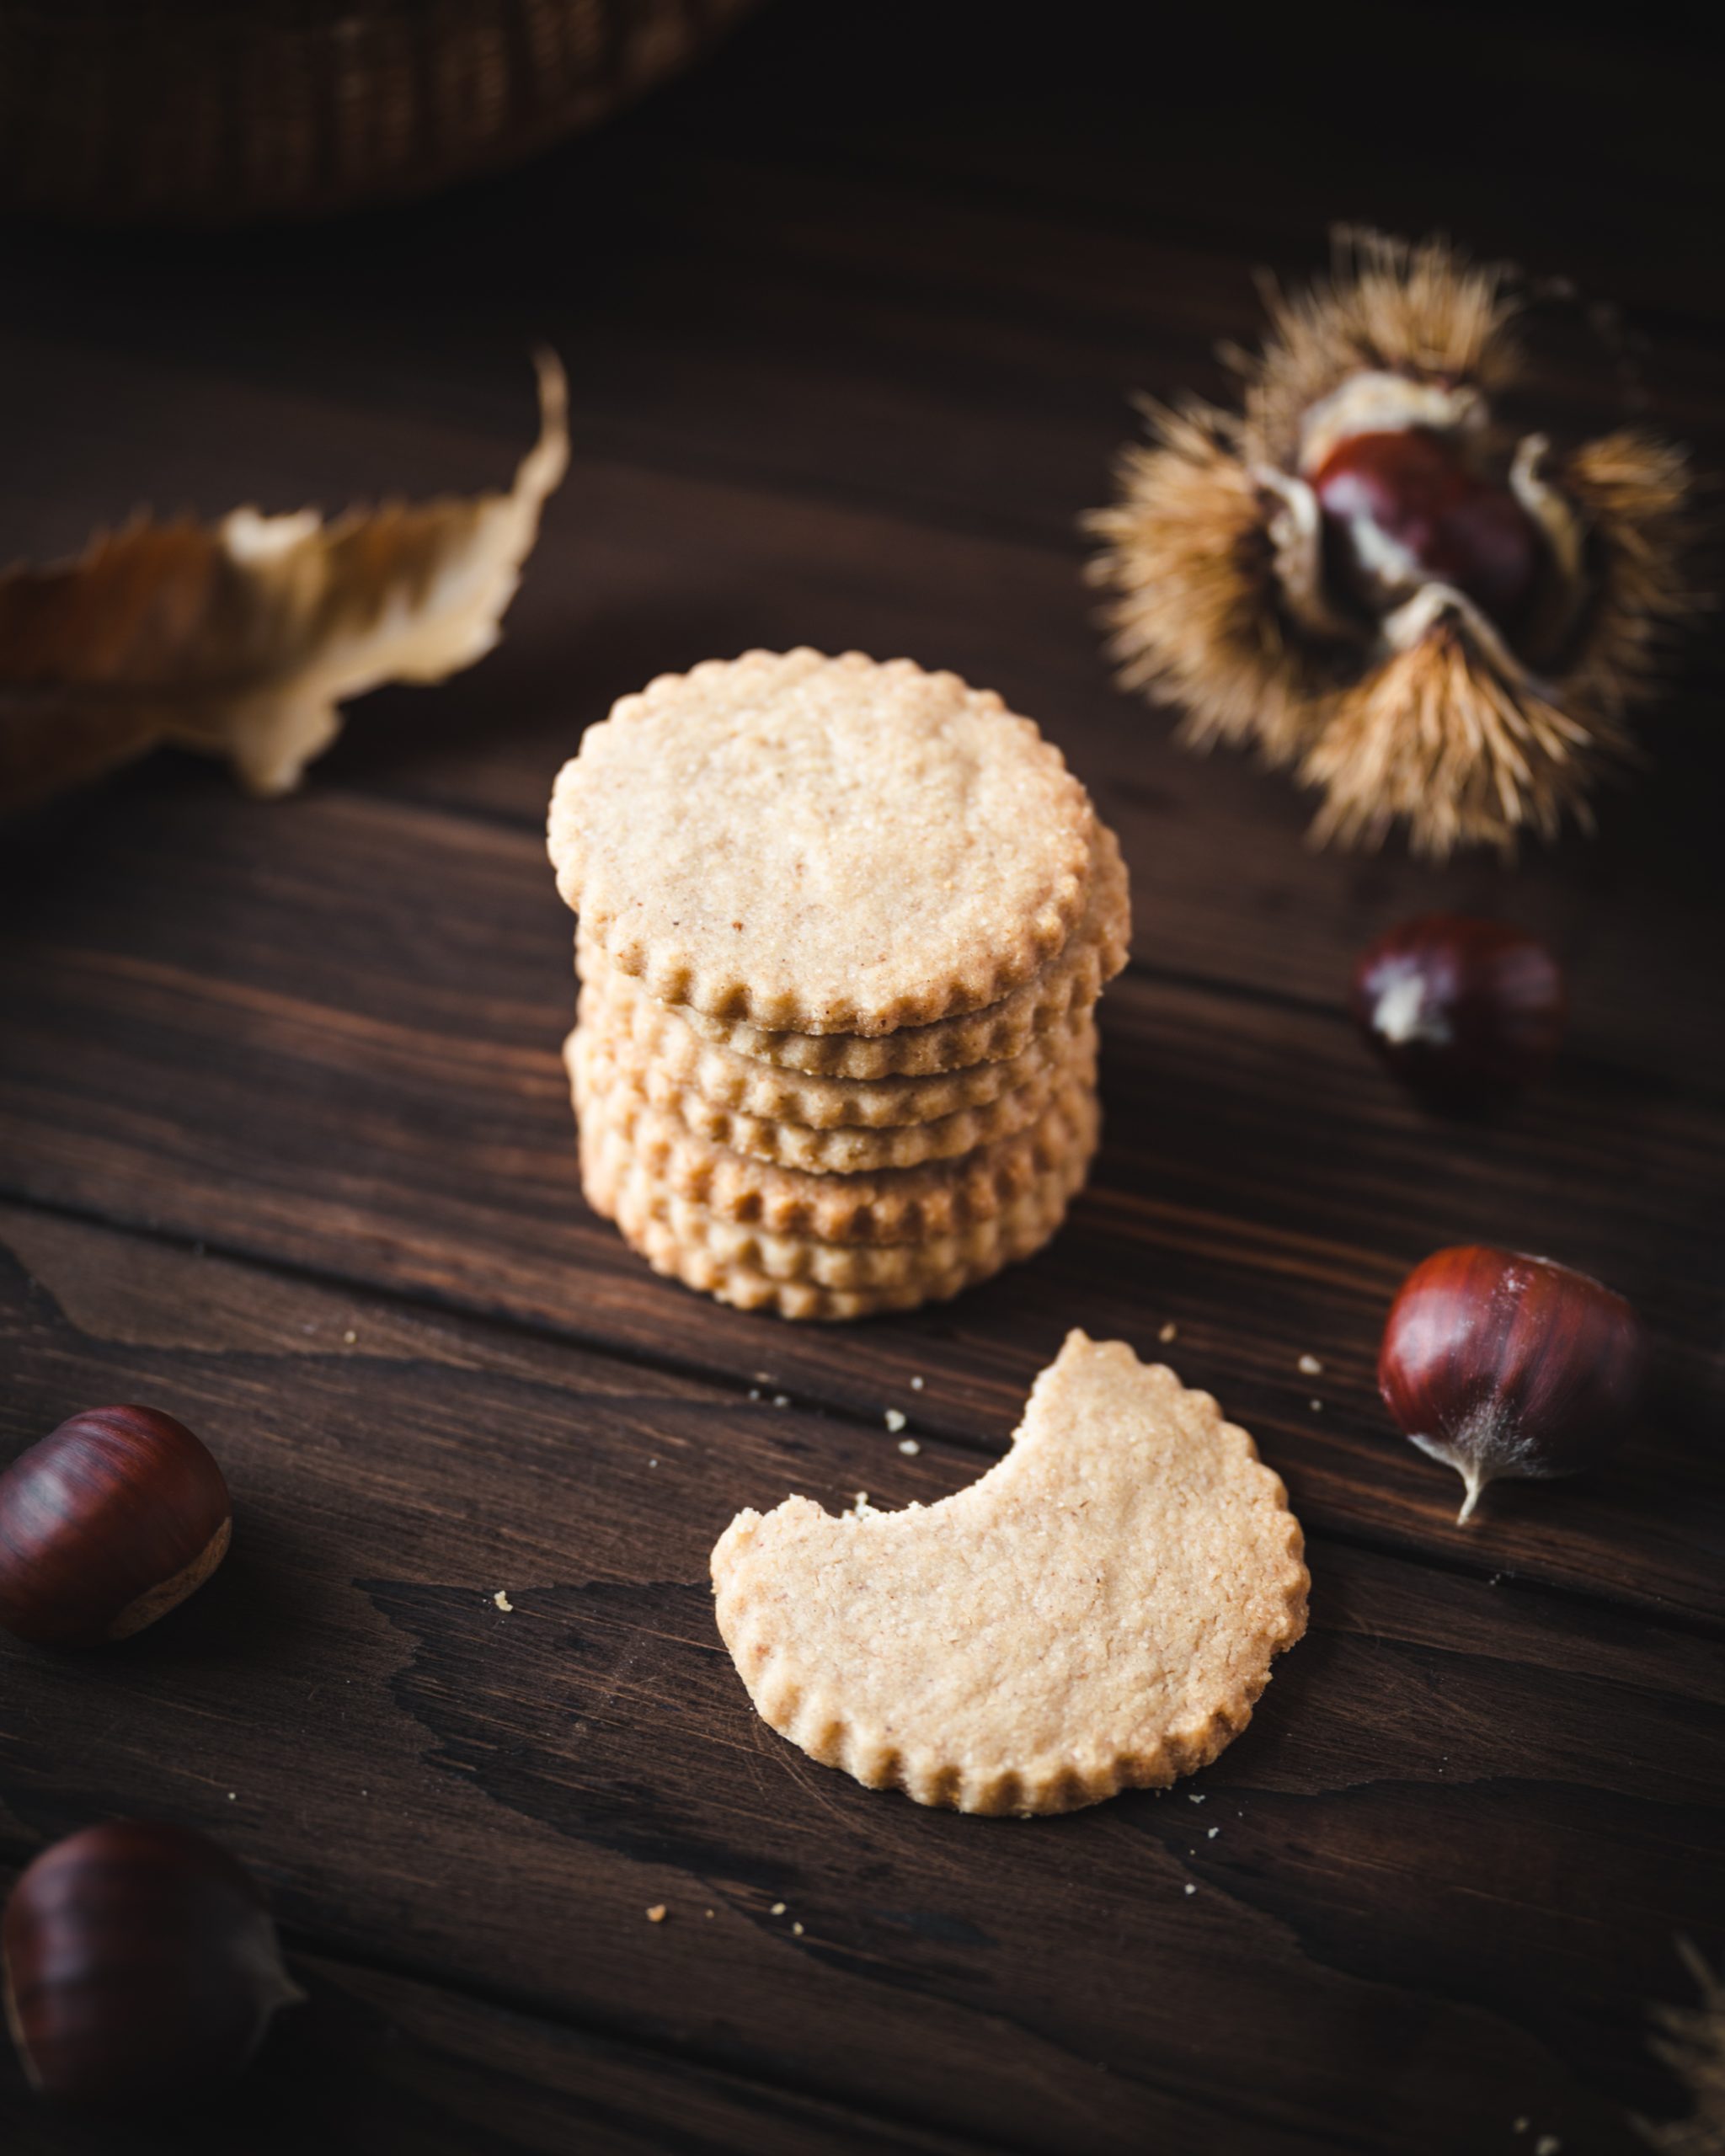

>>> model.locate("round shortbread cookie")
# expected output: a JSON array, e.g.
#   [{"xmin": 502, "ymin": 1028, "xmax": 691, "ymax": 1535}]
[
  {"xmin": 580, "ymin": 1101, "xmax": 1094, "ymax": 1290},
  {"xmin": 579, "ymin": 995, "xmax": 1097, "ymax": 1173},
  {"xmin": 548, "ymin": 649, "xmax": 1097, "ymax": 1035},
  {"xmin": 579, "ymin": 957, "xmax": 1093, "ymax": 1129},
  {"xmin": 585, "ymin": 1157, "xmax": 1088, "ymax": 1321},
  {"xmin": 712, "ymin": 1331, "xmax": 1309, "ymax": 1813},
  {"xmin": 569, "ymin": 1025, "xmax": 1099, "ymax": 1246},
  {"xmin": 611, "ymin": 819, "xmax": 1131, "ymax": 1078}
]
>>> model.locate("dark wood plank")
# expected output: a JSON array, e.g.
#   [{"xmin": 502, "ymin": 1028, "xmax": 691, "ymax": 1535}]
[
  {"xmin": 2, "ymin": 0, "xmax": 1722, "ymax": 1081},
  {"xmin": 2, "ymin": 783, "xmax": 1718, "ymax": 1625},
  {"xmin": 0, "ymin": 336, "xmax": 1717, "ymax": 1090},
  {"xmin": 0, "ymin": 1927, "xmax": 980, "ymax": 2156},
  {"xmin": 0, "ymin": 9, "xmax": 1720, "ymax": 2150},
  {"xmin": 1, "ymin": 1204, "xmax": 1717, "ymax": 2156}
]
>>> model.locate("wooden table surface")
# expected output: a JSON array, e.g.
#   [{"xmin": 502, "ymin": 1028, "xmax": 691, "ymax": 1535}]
[{"xmin": 2, "ymin": 5, "xmax": 1721, "ymax": 2151}]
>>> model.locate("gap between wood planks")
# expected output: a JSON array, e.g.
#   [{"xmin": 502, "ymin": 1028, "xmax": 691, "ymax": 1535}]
[{"xmin": 2, "ymin": 1180, "xmax": 1717, "ymax": 1652}]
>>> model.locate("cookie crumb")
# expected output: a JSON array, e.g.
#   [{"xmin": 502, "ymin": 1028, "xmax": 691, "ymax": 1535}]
[
  {"xmin": 1158, "ymin": 1321, "xmax": 1178, "ymax": 1343},
  {"xmin": 884, "ymin": 1408, "xmax": 907, "ymax": 1433},
  {"xmin": 227, "ymin": 1791, "xmax": 237, "ymax": 1801},
  {"xmin": 910, "ymin": 1375, "xmax": 925, "ymax": 1390},
  {"xmin": 704, "ymin": 1909, "xmax": 714, "ymax": 1919},
  {"xmin": 1183, "ymin": 1883, "xmax": 1196, "ymax": 1896},
  {"xmin": 771, "ymin": 1902, "xmax": 787, "ymax": 1916},
  {"xmin": 772, "ymin": 1394, "xmax": 791, "ymax": 1409},
  {"xmin": 646, "ymin": 1905, "xmax": 667, "ymax": 1924},
  {"xmin": 1535, "ymin": 2139, "xmax": 1561, "ymax": 2156},
  {"xmin": 898, "ymin": 1438, "xmax": 921, "ymax": 1456},
  {"xmin": 1309, "ymin": 1398, "xmax": 1323, "ymax": 1412},
  {"xmin": 1188, "ymin": 1793, "xmax": 1205, "ymax": 1804},
  {"xmin": 1207, "ymin": 1826, "xmax": 1218, "ymax": 1838},
  {"xmin": 748, "ymin": 1388, "xmax": 761, "ymax": 1401},
  {"xmin": 343, "ymin": 1329, "xmax": 357, "ymax": 1345},
  {"xmin": 792, "ymin": 1920, "xmax": 805, "ymax": 1936},
  {"xmin": 493, "ymin": 1590, "xmax": 514, "ymax": 1613},
  {"xmin": 1297, "ymin": 1353, "xmax": 1323, "ymax": 1376}
]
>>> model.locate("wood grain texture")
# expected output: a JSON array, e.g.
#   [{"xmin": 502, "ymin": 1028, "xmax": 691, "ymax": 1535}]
[
  {"xmin": 0, "ymin": 1912, "xmax": 978, "ymax": 2156},
  {"xmin": 0, "ymin": 2, "xmax": 1721, "ymax": 2148},
  {"xmin": 2, "ymin": 784, "xmax": 1719, "ymax": 1626},
  {"xmin": 1, "ymin": 1209, "xmax": 1719, "ymax": 2156}
]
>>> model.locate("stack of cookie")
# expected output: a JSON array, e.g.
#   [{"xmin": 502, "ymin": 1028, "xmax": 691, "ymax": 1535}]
[{"xmin": 547, "ymin": 649, "xmax": 1130, "ymax": 1321}]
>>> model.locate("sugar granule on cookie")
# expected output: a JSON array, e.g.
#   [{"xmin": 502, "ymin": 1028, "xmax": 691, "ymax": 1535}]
[{"xmin": 711, "ymin": 1331, "xmax": 1308, "ymax": 1816}]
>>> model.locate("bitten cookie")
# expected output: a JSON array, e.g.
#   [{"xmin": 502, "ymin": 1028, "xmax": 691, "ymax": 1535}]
[
  {"xmin": 711, "ymin": 1332, "xmax": 1308, "ymax": 1814},
  {"xmin": 548, "ymin": 648, "xmax": 1097, "ymax": 1034}
]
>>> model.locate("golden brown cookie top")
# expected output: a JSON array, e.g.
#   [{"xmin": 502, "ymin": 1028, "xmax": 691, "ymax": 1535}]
[
  {"xmin": 548, "ymin": 649, "xmax": 1097, "ymax": 1036},
  {"xmin": 608, "ymin": 817, "xmax": 1131, "ymax": 1080}
]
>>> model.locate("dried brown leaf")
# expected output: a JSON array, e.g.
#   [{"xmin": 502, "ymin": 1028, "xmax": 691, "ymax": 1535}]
[{"xmin": 0, "ymin": 350, "xmax": 569, "ymax": 812}]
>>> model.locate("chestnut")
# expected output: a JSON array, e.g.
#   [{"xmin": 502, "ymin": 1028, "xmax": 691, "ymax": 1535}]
[
  {"xmin": 3, "ymin": 1820, "xmax": 301, "ymax": 2106},
  {"xmin": 0, "ymin": 1406, "xmax": 232, "ymax": 1646},
  {"xmin": 1351, "ymin": 915, "xmax": 1565, "ymax": 1109},
  {"xmin": 1310, "ymin": 426, "xmax": 1547, "ymax": 629},
  {"xmin": 1380, "ymin": 1246, "xmax": 1647, "ymax": 1523}
]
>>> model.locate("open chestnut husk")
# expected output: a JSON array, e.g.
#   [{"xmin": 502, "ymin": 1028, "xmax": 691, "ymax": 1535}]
[
  {"xmin": 0, "ymin": 1406, "xmax": 232, "ymax": 1646},
  {"xmin": 3, "ymin": 1821, "xmax": 302, "ymax": 2106},
  {"xmin": 1089, "ymin": 228, "xmax": 1696, "ymax": 856},
  {"xmin": 1380, "ymin": 1245, "xmax": 1646, "ymax": 1523},
  {"xmin": 1352, "ymin": 915, "xmax": 1565, "ymax": 1107}
]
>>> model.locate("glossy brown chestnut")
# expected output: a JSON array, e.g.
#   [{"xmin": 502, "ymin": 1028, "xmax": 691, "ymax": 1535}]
[
  {"xmin": 2, "ymin": 1820, "xmax": 302, "ymax": 2106},
  {"xmin": 1379, "ymin": 1245, "xmax": 1646, "ymax": 1524},
  {"xmin": 1311, "ymin": 427, "xmax": 1546, "ymax": 629},
  {"xmin": 1351, "ymin": 915, "xmax": 1565, "ymax": 1108},
  {"xmin": 0, "ymin": 1406, "xmax": 232, "ymax": 1646}
]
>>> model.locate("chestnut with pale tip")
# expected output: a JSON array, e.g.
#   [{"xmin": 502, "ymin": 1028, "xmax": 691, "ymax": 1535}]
[
  {"xmin": 1351, "ymin": 915, "xmax": 1565, "ymax": 1108},
  {"xmin": 2, "ymin": 1820, "xmax": 302, "ymax": 2107},
  {"xmin": 1379, "ymin": 1246, "xmax": 1647, "ymax": 1524},
  {"xmin": 0, "ymin": 1406, "xmax": 232, "ymax": 1647}
]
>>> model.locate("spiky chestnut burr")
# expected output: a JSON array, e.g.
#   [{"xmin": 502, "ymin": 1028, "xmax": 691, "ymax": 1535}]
[{"xmin": 1088, "ymin": 229, "xmax": 1696, "ymax": 857}]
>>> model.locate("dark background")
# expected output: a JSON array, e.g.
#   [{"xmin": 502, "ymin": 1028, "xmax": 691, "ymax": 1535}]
[{"xmin": 2, "ymin": 4, "xmax": 1722, "ymax": 2153}]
